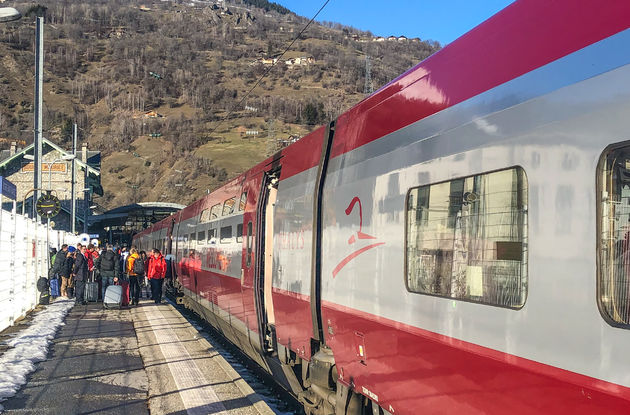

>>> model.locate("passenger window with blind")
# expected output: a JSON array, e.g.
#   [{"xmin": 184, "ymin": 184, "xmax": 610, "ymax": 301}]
[
  {"xmin": 405, "ymin": 167, "xmax": 528, "ymax": 309},
  {"xmin": 599, "ymin": 145, "xmax": 630, "ymax": 327},
  {"xmin": 207, "ymin": 228, "xmax": 217, "ymax": 244}
]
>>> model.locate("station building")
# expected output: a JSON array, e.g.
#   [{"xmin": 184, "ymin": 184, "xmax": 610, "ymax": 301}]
[{"xmin": 0, "ymin": 138, "xmax": 101, "ymax": 232}]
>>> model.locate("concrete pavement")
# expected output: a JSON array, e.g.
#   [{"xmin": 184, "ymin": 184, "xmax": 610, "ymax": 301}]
[
  {"xmin": 1, "ymin": 303, "xmax": 149, "ymax": 414},
  {"xmin": 0, "ymin": 300, "xmax": 275, "ymax": 415}
]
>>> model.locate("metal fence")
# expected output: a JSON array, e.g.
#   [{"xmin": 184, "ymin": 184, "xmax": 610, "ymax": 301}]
[{"xmin": 0, "ymin": 209, "xmax": 78, "ymax": 332}]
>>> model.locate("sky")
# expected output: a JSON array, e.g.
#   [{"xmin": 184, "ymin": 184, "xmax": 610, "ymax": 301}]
[{"xmin": 273, "ymin": 0, "xmax": 515, "ymax": 45}]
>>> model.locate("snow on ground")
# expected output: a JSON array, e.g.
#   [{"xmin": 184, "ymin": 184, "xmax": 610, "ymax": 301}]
[{"xmin": 0, "ymin": 299, "xmax": 75, "ymax": 412}]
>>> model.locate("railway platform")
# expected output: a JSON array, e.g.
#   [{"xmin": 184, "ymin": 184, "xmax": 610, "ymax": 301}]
[{"xmin": 0, "ymin": 299, "xmax": 276, "ymax": 415}]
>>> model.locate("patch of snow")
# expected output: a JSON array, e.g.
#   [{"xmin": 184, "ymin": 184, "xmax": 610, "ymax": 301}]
[{"xmin": 0, "ymin": 299, "xmax": 75, "ymax": 410}]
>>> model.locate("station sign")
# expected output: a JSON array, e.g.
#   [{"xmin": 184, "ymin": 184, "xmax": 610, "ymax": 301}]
[
  {"xmin": 21, "ymin": 162, "xmax": 67, "ymax": 173},
  {"xmin": 0, "ymin": 177, "xmax": 17, "ymax": 200},
  {"xmin": 36, "ymin": 192, "xmax": 61, "ymax": 218}
]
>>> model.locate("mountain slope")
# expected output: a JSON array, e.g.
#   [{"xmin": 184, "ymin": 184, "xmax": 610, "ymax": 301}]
[{"xmin": 0, "ymin": 0, "xmax": 440, "ymax": 209}]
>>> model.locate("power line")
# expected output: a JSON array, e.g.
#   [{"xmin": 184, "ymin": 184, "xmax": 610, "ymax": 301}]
[{"xmin": 207, "ymin": 0, "xmax": 332, "ymax": 138}]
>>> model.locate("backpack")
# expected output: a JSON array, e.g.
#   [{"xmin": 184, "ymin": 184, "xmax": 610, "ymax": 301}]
[
  {"xmin": 100, "ymin": 250, "xmax": 116, "ymax": 272},
  {"xmin": 133, "ymin": 257, "xmax": 145, "ymax": 275},
  {"xmin": 37, "ymin": 277, "xmax": 49, "ymax": 292}
]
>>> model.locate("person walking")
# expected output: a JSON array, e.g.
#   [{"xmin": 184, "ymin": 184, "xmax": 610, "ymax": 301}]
[
  {"xmin": 126, "ymin": 248, "xmax": 143, "ymax": 306},
  {"xmin": 139, "ymin": 250, "xmax": 149, "ymax": 297},
  {"xmin": 98, "ymin": 244, "xmax": 120, "ymax": 297},
  {"xmin": 50, "ymin": 244, "xmax": 67, "ymax": 280},
  {"xmin": 147, "ymin": 249, "xmax": 167, "ymax": 304},
  {"xmin": 73, "ymin": 245, "xmax": 89, "ymax": 305},
  {"xmin": 120, "ymin": 246, "xmax": 129, "ymax": 278}
]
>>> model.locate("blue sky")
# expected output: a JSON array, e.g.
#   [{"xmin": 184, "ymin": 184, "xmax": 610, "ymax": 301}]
[{"xmin": 273, "ymin": 0, "xmax": 515, "ymax": 45}]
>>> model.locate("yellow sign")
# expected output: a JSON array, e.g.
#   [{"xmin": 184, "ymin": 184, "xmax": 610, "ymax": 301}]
[{"xmin": 21, "ymin": 162, "xmax": 67, "ymax": 173}]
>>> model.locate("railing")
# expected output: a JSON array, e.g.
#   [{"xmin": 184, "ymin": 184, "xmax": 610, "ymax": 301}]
[{"xmin": 0, "ymin": 209, "xmax": 78, "ymax": 332}]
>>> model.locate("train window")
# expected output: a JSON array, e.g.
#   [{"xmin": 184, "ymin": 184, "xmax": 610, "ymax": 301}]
[
  {"xmin": 210, "ymin": 204, "xmax": 221, "ymax": 219},
  {"xmin": 405, "ymin": 167, "xmax": 528, "ymax": 309},
  {"xmin": 197, "ymin": 231, "xmax": 206, "ymax": 243},
  {"xmin": 220, "ymin": 226, "xmax": 233, "ymax": 243},
  {"xmin": 207, "ymin": 228, "xmax": 217, "ymax": 244},
  {"xmin": 200, "ymin": 208, "xmax": 211, "ymax": 223},
  {"xmin": 237, "ymin": 223, "xmax": 243, "ymax": 243},
  {"xmin": 222, "ymin": 197, "xmax": 236, "ymax": 216},
  {"xmin": 239, "ymin": 192, "xmax": 247, "ymax": 211},
  {"xmin": 598, "ymin": 146, "xmax": 630, "ymax": 327},
  {"xmin": 246, "ymin": 221, "xmax": 253, "ymax": 267}
]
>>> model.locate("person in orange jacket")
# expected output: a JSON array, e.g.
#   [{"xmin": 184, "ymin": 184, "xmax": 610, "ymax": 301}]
[
  {"xmin": 126, "ymin": 248, "xmax": 143, "ymax": 306},
  {"xmin": 147, "ymin": 248, "xmax": 167, "ymax": 304}
]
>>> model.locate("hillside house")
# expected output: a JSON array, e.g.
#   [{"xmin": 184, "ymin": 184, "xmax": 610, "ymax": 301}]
[
  {"xmin": 144, "ymin": 110, "xmax": 164, "ymax": 118},
  {"xmin": 285, "ymin": 56, "xmax": 315, "ymax": 66}
]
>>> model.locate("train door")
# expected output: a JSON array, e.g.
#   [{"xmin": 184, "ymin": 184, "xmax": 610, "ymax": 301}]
[
  {"xmin": 166, "ymin": 218, "xmax": 175, "ymax": 255},
  {"xmin": 166, "ymin": 218, "xmax": 177, "ymax": 286},
  {"xmin": 254, "ymin": 167, "xmax": 281, "ymax": 354}
]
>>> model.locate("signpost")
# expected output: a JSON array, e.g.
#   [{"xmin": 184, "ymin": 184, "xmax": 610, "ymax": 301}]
[
  {"xmin": 0, "ymin": 177, "xmax": 17, "ymax": 201},
  {"xmin": 0, "ymin": 176, "xmax": 17, "ymax": 214}
]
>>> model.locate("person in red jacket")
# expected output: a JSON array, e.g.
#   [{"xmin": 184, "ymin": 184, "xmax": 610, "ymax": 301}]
[{"xmin": 147, "ymin": 248, "xmax": 167, "ymax": 304}]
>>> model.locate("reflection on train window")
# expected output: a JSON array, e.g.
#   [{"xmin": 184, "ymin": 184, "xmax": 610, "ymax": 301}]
[
  {"xmin": 222, "ymin": 197, "xmax": 236, "ymax": 216},
  {"xmin": 210, "ymin": 204, "xmax": 221, "ymax": 219},
  {"xmin": 207, "ymin": 228, "xmax": 217, "ymax": 244},
  {"xmin": 220, "ymin": 226, "xmax": 233, "ymax": 243},
  {"xmin": 246, "ymin": 221, "xmax": 253, "ymax": 267},
  {"xmin": 237, "ymin": 223, "xmax": 243, "ymax": 243},
  {"xmin": 599, "ymin": 146, "xmax": 630, "ymax": 327},
  {"xmin": 197, "ymin": 231, "xmax": 206, "ymax": 243},
  {"xmin": 406, "ymin": 167, "xmax": 528, "ymax": 309},
  {"xmin": 239, "ymin": 192, "xmax": 247, "ymax": 211},
  {"xmin": 200, "ymin": 208, "xmax": 211, "ymax": 223}
]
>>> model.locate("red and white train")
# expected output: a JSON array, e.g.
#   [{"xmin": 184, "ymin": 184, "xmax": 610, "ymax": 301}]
[{"xmin": 134, "ymin": 1, "xmax": 630, "ymax": 413}]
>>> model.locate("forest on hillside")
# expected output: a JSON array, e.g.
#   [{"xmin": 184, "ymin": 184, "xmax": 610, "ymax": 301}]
[{"xmin": 0, "ymin": 0, "xmax": 440, "ymax": 207}]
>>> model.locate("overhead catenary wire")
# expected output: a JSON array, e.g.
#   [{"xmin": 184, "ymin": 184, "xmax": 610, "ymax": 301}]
[{"xmin": 207, "ymin": 0, "xmax": 332, "ymax": 138}]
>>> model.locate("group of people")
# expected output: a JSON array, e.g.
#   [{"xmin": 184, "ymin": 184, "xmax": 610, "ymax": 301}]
[{"xmin": 49, "ymin": 243, "xmax": 169, "ymax": 306}]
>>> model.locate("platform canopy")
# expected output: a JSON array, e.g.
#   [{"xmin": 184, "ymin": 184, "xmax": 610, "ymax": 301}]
[{"xmin": 88, "ymin": 202, "xmax": 185, "ymax": 246}]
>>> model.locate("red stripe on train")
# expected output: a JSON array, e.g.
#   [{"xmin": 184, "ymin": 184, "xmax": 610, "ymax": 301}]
[{"xmin": 321, "ymin": 300, "xmax": 630, "ymax": 414}]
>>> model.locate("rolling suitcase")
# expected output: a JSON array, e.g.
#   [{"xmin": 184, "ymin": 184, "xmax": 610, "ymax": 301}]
[
  {"xmin": 49, "ymin": 277, "xmax": 60, "ymax": 297},
  {"xmin": 104, "ymin": 285, "xmax": 123, "ymax": 309},
  {"xmin": 85, "ymin": 271, "xmax": 99, "ymax": 302}
]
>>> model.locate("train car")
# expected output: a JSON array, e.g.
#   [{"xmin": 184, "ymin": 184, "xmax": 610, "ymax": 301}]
[{"xmin": 134, "ymin": 1, "xmax": 630, "ymax": 413}]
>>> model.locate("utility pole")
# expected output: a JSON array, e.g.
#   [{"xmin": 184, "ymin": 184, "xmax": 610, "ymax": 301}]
[
  {"xmin": 83, "ymin": 163, "xmax": 89, "ymax": 234},
  {"xmin": 364, "ymin": 55, "xmax": 374, "ymax": 95},
  {"xmin": 266, "ymin": 118, "xmax": 277, "ymax": 156},
  {"xmin": 71, "ymin": 123, "xmax": 77, "ymax": 233},
  {"xmin": 33, "ymin": 17, "xmax": 44, "ymax": 220}
]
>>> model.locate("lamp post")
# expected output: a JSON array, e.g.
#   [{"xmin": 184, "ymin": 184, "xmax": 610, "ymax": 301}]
[
  {"xmin": 47, "ymin": 155, "xmax": 76, "ymax": 190},
  {"xmin": 33, "ymin": 16, "xmax": 44, "ymax": 221},
  {"xmin": 71, "ymin": 124, "xmax": 77, "ymax": 233}
]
